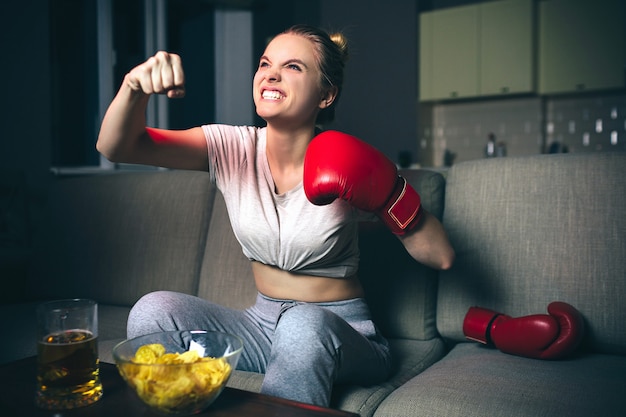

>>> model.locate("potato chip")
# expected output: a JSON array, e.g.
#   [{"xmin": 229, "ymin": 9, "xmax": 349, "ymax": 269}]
[
  {"xmin": 134, "ymin": 343, "xmax": 166, "ymax": 364},
  {"xmin": 177, "ymin": 350, "xmax": 201, "ymax": 363}
]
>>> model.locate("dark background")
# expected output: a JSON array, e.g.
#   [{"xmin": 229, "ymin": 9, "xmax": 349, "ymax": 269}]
[{"xmin": 2, "ymin": 0, "xmax": 457, "ymax": 195}]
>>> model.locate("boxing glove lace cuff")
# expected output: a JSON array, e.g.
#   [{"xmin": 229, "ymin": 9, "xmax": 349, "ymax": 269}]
[
  {"xmin": 381, "ymin": 176, "xmax": 423, "ymax": 235},
  {"xmin": 463, "ymin": 306, "xmax": 503, "ymax": 344}
]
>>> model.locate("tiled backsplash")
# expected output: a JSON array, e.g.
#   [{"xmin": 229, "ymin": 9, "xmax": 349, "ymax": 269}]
[
  {"xmin": 546, "ymin": 94, "xmax": 626, "ymax": 154},
  {"xmin": 421, "ymin": 93, "xmax": 626, "ymax": 167}
]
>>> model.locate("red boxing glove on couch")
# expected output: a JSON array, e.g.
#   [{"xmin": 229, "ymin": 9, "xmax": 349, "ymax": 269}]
[{"xmin": 463, "ymin": 301, "xmax": 585, "ymax": 359}]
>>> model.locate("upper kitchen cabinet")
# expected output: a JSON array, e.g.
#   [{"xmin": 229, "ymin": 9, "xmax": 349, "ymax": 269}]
[
  {"xmin": 480, "ymin": 0, "xmax": 535, "ymax": 96},
  {"xmin": 419, "ymin": 11, "xmax": 435, "ymax": 101},
  {"xmin": 539, "ymin": 0, "xmax": 625, "ymax": 94},
  {"xmin": 419, "ymin": 0, "xmax": 534, "ymax": 101},
  {"xmin": 420, "ymin": 4, "xmax": 479, "ymax": 100}
]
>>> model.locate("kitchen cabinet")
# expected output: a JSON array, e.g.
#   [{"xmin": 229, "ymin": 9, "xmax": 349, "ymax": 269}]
[
  {"xmin": 539, "ymin": 0, "xmax": 625, "ymax": 94},
  {"xmin": 419, "ymin": 0, "xmax": 534, "ymax": 101},
  {"xmin": 420, "ymin": 4, "xmax": 479, "ymax": 100},
  {"xmin": 419, "ymin": 12, "xmax": 434, "ymax": 100},
  {"xmin": 480, "ymin": 0, "xmax": 534, "ymax": 95}
]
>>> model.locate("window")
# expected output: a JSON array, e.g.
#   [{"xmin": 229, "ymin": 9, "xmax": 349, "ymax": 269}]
[{"xmin": 50, "ymin": 0, "xmax": 240, "ymax": 172}]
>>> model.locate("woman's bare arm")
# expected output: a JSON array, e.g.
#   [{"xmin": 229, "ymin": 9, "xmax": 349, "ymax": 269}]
[
  {"xmin": 97, "ymin": 51, "xmax": 208, "ymax": 171},
  {"xmin": 398, "ymin": 210, "xmax": 455, "ymax": 270}
]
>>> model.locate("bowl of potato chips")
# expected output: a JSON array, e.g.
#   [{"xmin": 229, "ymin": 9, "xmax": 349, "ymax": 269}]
[{"xmin": 113, "ymin": 330, "xmax": 243, "ymax": 416}]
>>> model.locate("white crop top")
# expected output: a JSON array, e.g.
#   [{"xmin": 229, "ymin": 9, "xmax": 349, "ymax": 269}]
[{"xmin": 202, "ymin": 124, "xmax": 372, "ymax": 278}]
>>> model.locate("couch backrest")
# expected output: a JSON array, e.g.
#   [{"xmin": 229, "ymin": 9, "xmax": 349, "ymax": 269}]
[
  {"xmin": 27, "ymin": 166, "xmax": 447, "ymax": 344},
  {"xmin": 437, "ymin": 152, "xmax": 626, "ymax": 355},
  {"xmin": 28, "ymin": 170, "xmax": 214, "ymax": 306}
]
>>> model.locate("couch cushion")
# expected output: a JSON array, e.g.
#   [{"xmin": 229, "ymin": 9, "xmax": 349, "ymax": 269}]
[
  {"xmin": 94, "ymin": 303, "xmax": 131, "ymax": 364},
  {"xmin": 98, "ymin": 304, "xmax": 131, "ymax": 342},
  {"xmin": 332, "ymin": 338, "xmax": 446, "ymax": 417},
  {"xmin": 196, "ymin": 191, "xmax": 257, "ymax": 309},
  {"xmin": 374, "ymin": 343, "xmax": 626, "ymax": 417},
  {"xmin": 27, "ymin": 170, "xmax": 215, "ymax": 306},
  {"xmin": 437, "ymin": 153, "xmax": 626, "ymax": 355},
  {"xmin": 226, "ymin": 338, "xmax": 447, "ymax": 417},
  {"xmin": 359, "ymin": 169, "xmax": 446, "ymax": 340}
]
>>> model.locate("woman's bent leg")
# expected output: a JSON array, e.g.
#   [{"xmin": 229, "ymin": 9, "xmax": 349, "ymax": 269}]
[
  {"xmin": 128, "ymin": 292, "xmax": 392, "ymax": 407},
  {"xmin": 260, "ymin": 302, "xmax": 391, "ymax": 407}
]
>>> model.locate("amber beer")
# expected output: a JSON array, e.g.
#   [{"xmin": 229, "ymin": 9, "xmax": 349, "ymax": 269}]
[{"xmin": 36, "ymin": 299, "xmax": 103, "ymax": 409}]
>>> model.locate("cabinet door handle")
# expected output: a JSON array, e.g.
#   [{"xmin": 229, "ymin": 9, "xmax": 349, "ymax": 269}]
[
  {"xmin": 576, "ymin": 83, "xmax": 586, "ymax": 90},
  {"xmin": 450, "ymin": 91, "xmax": 458, "ymax": 98},
  {"xmin": 501, "ymin": 86, "xmax": 509, "ymax": 93}
]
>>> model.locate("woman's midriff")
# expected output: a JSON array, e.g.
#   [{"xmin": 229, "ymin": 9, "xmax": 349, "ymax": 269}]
[{"xmin": 251, "ymin": 261, "xmax": 365, "ymax": 302}]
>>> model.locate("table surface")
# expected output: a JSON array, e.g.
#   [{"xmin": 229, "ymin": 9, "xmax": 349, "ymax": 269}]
[{"xmin": 0, "ymin": 357, "xmax": 358, "ymax": 417}]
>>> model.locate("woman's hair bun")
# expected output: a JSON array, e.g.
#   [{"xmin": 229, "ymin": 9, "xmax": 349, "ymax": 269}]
[{"xmin": 329, "ymin": 32, "xmax": 349, "ymax": 63}]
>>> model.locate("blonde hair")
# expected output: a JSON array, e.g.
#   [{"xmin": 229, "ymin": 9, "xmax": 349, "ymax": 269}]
[
  {"xmin": 281, "ymin": 25, "xmax": 349, "ymax": 125},
  {"xmin": 329, "ymin": 32, "xmax": 349, "ymax": 62}
]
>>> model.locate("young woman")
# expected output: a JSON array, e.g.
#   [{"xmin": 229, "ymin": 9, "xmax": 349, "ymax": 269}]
[{"xmin": 97, "ymin": 24, "xmax": 454, "ymax": 407}]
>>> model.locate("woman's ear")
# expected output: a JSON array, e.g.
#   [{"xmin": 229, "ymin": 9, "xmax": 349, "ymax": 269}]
[{"xmin": 319, "ymin": 86, "xmax": 339, "ymax": 109}]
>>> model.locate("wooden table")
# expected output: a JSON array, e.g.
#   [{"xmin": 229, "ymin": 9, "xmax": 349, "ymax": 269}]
[{"xmin": 0, "ymin": 357, "xmax": 358, "ymax": 417}]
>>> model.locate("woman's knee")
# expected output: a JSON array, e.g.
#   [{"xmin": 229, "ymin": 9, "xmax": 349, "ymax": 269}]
[
  {"xmin": 275, "ymin": 304, "xmax": 341, "ymax": 348},
  {"xmin": 127, "ymin": 291, "xmax": 186, "ymax": 337}
]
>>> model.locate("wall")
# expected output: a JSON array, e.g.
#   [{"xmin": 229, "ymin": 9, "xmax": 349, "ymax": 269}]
[
  {"xmin": 251, "ymin": 0, "xmax": 420, "ymax": 165},
  {"xmin": 0, "ymin": 1, "xmax": 53, "ymax": 193},
  {"xmin": 319, "ymin": 0, "xmax": 420, "ymax": 166}
]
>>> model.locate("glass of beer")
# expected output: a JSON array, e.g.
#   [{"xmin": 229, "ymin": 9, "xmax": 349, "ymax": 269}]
[{"xmin": 36, "ymin": 298, "xmax": 103, "ymax": 409}]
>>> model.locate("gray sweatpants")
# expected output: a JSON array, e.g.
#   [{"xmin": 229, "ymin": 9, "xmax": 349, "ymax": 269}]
[{"xmin": 127, "ymin": 291, "xmax": 392, "ymax": 407}]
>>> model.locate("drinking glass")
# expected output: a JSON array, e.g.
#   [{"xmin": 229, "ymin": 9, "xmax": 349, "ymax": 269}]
[{"xmin": 36, "ymin": 298, "xmax": 103, "ymax": 409}]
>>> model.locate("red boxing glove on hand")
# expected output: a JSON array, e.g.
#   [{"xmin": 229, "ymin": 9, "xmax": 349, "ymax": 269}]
[
  {"xmin": 303, "ymin": 130, "xmax": 423, "ymax": 235},
  {"xmin": 463, "ymin": 301, "xmax": 585, "ymax": 359}
]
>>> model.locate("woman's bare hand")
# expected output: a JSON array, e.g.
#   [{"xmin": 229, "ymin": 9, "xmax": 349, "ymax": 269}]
[{"xmin": 126, "ymin": 51, "xmax": 186, "ymax": 98}]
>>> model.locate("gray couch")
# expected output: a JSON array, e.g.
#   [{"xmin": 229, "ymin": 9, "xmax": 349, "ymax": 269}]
[{"xmin": 1, "ymin": 152, "xmax": 625, "ymax": 416}]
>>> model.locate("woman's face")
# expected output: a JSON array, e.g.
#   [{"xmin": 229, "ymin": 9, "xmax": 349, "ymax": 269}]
[{"xmin": 253, "ymin": 33, "xmax": 331, "ymax": 127}]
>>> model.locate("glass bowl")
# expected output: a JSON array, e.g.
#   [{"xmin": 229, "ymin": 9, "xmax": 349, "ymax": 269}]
[{"xmin": 112, "ymin": 330, "xmax": 243, "ymax": 416}]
